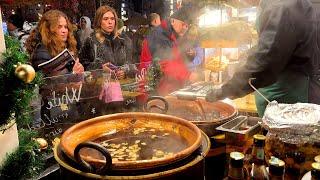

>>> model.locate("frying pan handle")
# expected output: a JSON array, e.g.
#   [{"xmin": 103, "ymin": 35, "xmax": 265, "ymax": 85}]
[
  {"xmin": 74, "ymin": 141, "xmax": 112, "ymax": 175},
  {"xmin": 143, "ymin": 96, "xmax": 169, "ymax": 114}
]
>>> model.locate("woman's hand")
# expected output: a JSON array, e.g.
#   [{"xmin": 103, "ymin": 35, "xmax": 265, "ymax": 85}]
[
  {"xmin": 102, "ymin": 63, "xmax": 112, "ymax": 72},
  {"xmin": 189, "ymin": 72, "xmax": 199, "ymax": 83},
  {"xmin": 102, "ymin": 63, "xmax": 125, "ymax": 79},
  {"xmin": 73, "ymin": 58, "xmax": 84, "ymax": 74},
  {"xmin": 116, "ymin": 70, "xmax": 125, "ymax": 80}
]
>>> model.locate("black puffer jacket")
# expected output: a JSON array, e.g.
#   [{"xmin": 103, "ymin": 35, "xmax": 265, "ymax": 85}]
[{"xmin": 79, "ymin": 31, "xmax": 136, "ymax": 77}]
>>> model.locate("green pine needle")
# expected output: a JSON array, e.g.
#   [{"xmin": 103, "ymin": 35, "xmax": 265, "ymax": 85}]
[
  {"xmin": 0, "ymin": 129, "xmax": 45, "ymax": 180},
  {"xmin": 147, "ymin": 59, "xmax": 163, "ymax": 92},
  {"xmin": 0, "ymin": 36, "xmax": 45, "ymax": 180},
  {"xmin": 0, "ymin": 35, "xmax": 43, "ymax": 127}
]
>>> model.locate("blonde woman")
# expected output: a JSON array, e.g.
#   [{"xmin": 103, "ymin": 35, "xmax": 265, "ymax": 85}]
[
  {"xmin": 79, "ymin": 5, "xmax": 135, "ymax": 79},
  {"xmin": 26, "ymin": 10, "xmax": 83, "ymax": 77}
]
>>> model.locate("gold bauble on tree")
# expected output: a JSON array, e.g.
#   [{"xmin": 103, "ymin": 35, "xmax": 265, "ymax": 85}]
[
  {"xmin": 14, "ymin": 63, "xmax": 36, "ymax": 83},
  {"xmin": 34, "ymin": 138, "xmax": 48, "ymax": 150}
]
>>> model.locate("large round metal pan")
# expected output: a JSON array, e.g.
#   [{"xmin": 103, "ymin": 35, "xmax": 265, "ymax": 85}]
[
  {"xmin": 144, "ymin": 96, "xmax": 237, "ymax": 136},
  {"xmin": 60, "ymin": 112, "xmax": 202, "ymax": 173}
]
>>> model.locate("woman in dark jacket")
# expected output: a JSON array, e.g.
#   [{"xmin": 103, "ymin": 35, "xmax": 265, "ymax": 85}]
[
  {"xmin": 25, "ymin": 10, "xmax": 84, "ymax": 127},
  {"xmin": 79, "ymin": 5, "xmax": 135, "ymax": 79},
  {"xmin": 26, "ymin": 10, "xmax": 83, "ymax": 77}
]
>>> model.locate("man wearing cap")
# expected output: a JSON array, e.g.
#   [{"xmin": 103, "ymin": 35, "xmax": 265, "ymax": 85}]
[
  {"xmin": 139, "ymin": 7, "xmax": 198, "ymax": 96},
  {"xmin": 7, "ymin": 14, "xmax": 29, "ymax": 51}
]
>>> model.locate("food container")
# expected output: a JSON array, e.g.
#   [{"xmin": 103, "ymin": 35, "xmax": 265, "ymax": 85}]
[
  {"xmin": 143, "ymin": 96, "xmax": 237, "ymax": 137},
  {"xmin": 54, "ymin": 131, "xmax": 210, "ymax": 179},
  {"xmin": 60, "ymin": 112, "xmax": 202, "ymax": 175},
  {"xmin": 215, "ymin": 116, "xmax": 261, "ymax": 145},
  {"xmin": 262, "ymin": 101, "xmax": 320, "ymax": 176}
]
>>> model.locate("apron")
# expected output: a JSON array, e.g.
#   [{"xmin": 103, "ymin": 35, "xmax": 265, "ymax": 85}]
[{"xmin": 255, "ymin": 70, "xmax": 309, "ymax": 117}]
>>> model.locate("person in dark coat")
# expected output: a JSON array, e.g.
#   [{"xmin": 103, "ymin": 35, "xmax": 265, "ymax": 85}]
[
  {"xmin": 205, "ymin": 0, "xmax": 320, "ymax": 116},
  {"xmin": 132, "ymin": 13, "xmax": 161, "ymax": 63},
  {"xmin": 139, "ymin": 7, "xmax": 199, "ymax": 96},
  {"xmin": 76, "ymin": 16, "xmax": 94, "ymax": 50},
  {"xmin": 7, "ymin": 14, "xmax": 29, "ymax": 51},
  {"xmin": 26, "ymin": 10, "xmax": 83, "ymax": 77},
  {"xmin": 25, "ymin": 10, "xmax": 84, "ymax": 126},
  {"xmin": 79, "ymin": 5, "xmax": 135, "ymax": 79},
  {"xmin": 148, "ymin": 13, "xmax": 161, "ymax": 28}
]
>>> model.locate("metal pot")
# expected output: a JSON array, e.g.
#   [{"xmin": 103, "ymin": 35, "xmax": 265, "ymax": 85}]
[
  {"xmin": 54, "ymin": 132, "xmax": 210, "ymax": 179},
  {"xmin": 60, "ymin": 112, "xmax": 202, "ymax": 175},
  {"xmin": 143, "ymin": 96, "xmax": 237, "ymax": 137}
]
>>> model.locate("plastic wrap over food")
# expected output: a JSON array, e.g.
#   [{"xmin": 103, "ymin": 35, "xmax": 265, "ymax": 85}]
[{"xmin": 262, "ymin": 101, "xmax": 320, "ymax": 145}]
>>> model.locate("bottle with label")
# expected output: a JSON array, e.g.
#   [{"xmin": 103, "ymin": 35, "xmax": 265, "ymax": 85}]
[
  {"xmin": 301, "ymin": 162, "xmax": 320, "ymax": 180},
  {"xmin": 225, "ymin": 152, "xmax": 248, "ymax": 180},
  {"xmin": 268, "ymin": 157, "xmax": 285, "ymax": 180},
  {"xmin": 311, "ymin": 162, "xmax": 320, "ymax": 180},
  {"xmin": 250, "ymin": 134, "xmax": 269, "ymax": 180}
]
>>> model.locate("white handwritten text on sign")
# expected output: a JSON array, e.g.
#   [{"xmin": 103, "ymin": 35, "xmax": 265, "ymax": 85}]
[{"xmin": 46, "ymin": 84, "xmax": 82, "ymax": 110}]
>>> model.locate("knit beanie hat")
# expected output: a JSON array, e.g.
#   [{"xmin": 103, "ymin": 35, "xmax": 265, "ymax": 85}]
[
  {"xmin": 8, "ymin": 14, "xmax": 24, "ymax": 29},
  {"xmin": 170, "ymin": 7, "xmax": 192, "ymax": 24}
]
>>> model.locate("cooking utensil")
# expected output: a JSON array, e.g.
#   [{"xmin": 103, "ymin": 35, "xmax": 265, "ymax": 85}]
[
  {"xmin": 216, "ymin": 116, "xmax": 261, "ymax": 145},
  {"xmin": 175, "ymin": 91, "xmax": 206, "ymax": 101},
  {"xmin": 144, "ymin": 96, "xmax": 237, "ymax": 137},
  {"xmin": 248, "ymin": 78, "xmax": 270, "ymax": 103},
  {"xmin": 60, "ymin": 113, "xmax": 202, "ymax": 174}
]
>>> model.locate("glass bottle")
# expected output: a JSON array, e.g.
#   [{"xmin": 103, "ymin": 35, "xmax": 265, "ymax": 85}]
[
  {"xmin": 268, "ymin": 157, "xmax": 285, "ymax": 180},
  {"xmin": 311, "ymin": 162, "xmax": 320, "ymax": 180},
  {"xmin": 225, "ymin": 152, "xmax": 247, "ymax": 180},
  {"xmin": 315, "ymin": 155, "xmax": 320, "ymax": 163},
  {"xmin": 301, "ymin": 162, "xmax": 320, "ymax": 180},
  {"xmin": 250, "ymin": 134, "xmax": 269, "ymax": 180}
]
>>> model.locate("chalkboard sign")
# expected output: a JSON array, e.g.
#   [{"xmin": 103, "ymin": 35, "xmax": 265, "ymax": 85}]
[{"xmin": 27, "ymin": 68, "xmax": 148, "ymax": 142}]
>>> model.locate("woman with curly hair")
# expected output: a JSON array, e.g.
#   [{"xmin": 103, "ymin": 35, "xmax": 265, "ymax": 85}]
[{"xmin": 26, "ymin": 10, "xmax": 83, "ymax": 77}]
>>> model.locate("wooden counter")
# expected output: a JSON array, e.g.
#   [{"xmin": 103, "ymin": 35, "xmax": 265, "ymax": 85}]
[{"xmin": 233, "ymin": 93, "xmax": 258, "ymax": 116}]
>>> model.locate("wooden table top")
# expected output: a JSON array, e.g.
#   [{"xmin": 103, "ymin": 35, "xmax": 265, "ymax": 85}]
[{"xmin": 233, "ymin": 93, "xmax": 257, "ymax": 113}]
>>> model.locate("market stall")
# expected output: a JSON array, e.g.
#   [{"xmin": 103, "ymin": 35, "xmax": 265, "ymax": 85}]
[
  {"xmin": 1, "ymin": 1, "xmax": 320, "ymax": 179},
  {"xmin": 199, "ymin": 6, "xmax": 258, "ymax": 115}
]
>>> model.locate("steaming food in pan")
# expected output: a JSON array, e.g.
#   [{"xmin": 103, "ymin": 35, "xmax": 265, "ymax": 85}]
[
  {"xmin": 60, "ymin": 113, "xmax": 202, "ymax": 170},
  {"xmin": 80, "ymin": 127, "xmax": 189, "ymax": 162},
  {"xmin": 145, "ymin": 96, "xmax": 235, "ymax": 122}
]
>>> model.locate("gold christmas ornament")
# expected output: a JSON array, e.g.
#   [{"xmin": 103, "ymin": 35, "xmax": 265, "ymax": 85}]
[
  {"xmin": 35, "ymin": 138, "xmax": 48, "ymax": 150},
  {"xmin": 14, "ymin": 63, "xmax": 36, "ymax": 83}
]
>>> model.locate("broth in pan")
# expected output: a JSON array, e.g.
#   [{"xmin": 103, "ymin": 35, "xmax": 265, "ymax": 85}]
[{"xmin": 80, "ymin": 128, "xmax": 189, "ymax": 162}]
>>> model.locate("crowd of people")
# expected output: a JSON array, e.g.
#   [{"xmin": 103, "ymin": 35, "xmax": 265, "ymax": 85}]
[
  {"xmin": 6, "ymin": 0, "xmax": 319, "ymax": 116},
  {"xmin": 6, "ymin": 5, "xmax": 204, "ymax": 97}
]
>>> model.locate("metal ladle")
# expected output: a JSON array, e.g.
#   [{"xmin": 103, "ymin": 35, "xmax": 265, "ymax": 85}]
[{"xmin": 248, "ymin": 78, "xmax": 270, "ymax": 103}]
